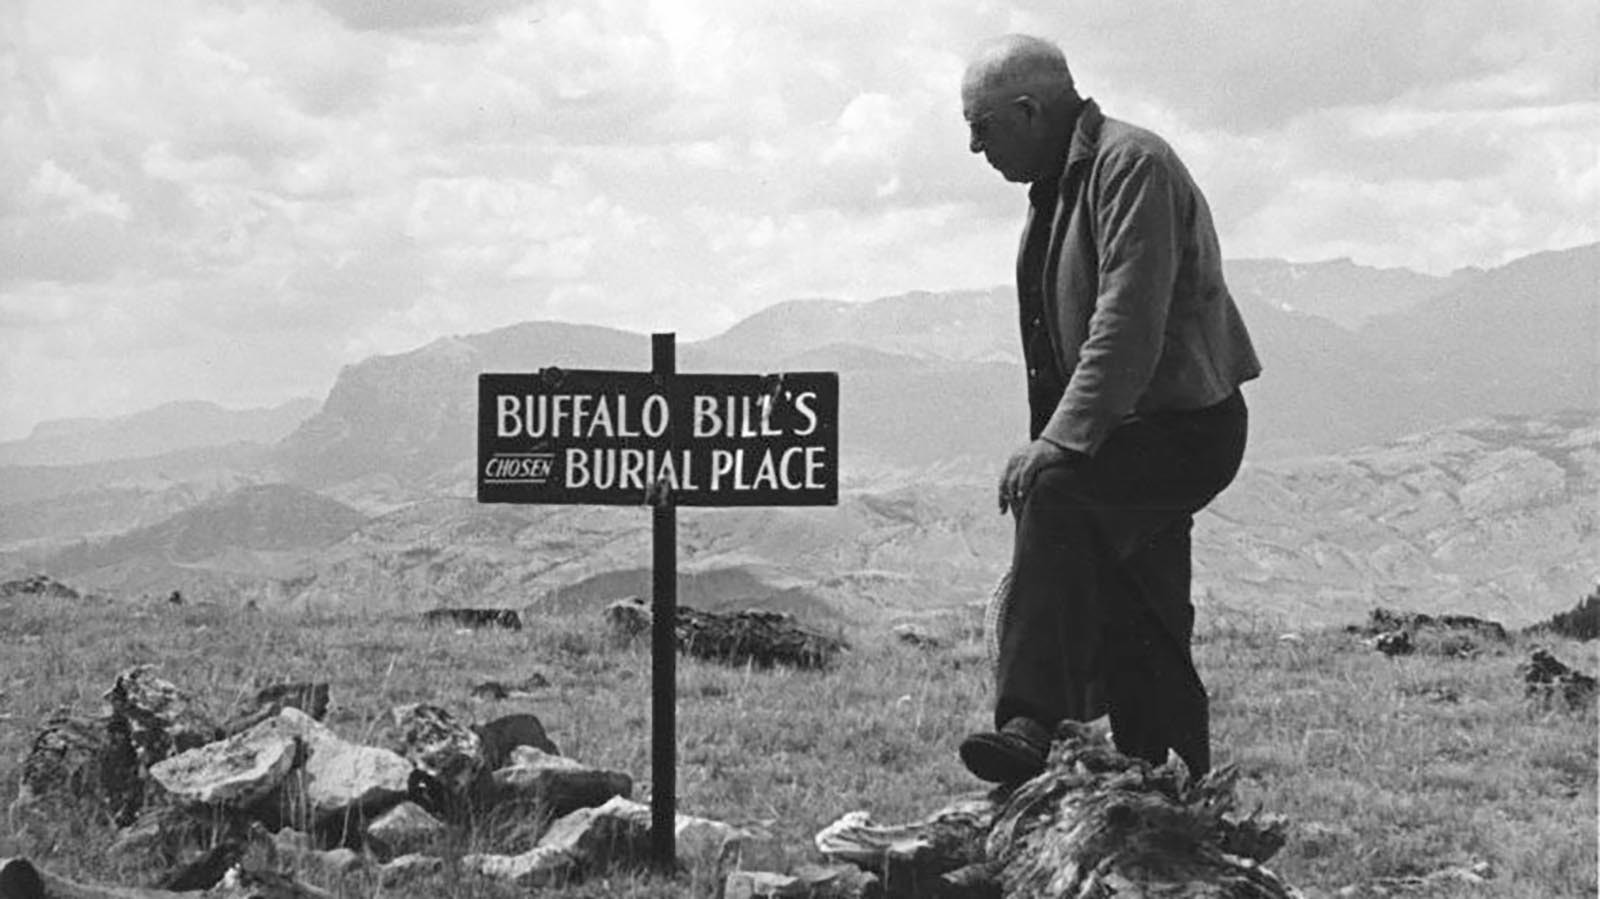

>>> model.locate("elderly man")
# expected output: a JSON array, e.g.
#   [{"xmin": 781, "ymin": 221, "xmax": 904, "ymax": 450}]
[{"xmin": 957, "ymin": 34, "xmax": 1261, "ymax": 783}]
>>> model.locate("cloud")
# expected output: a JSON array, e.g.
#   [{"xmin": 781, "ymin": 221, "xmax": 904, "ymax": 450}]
[{"xmin": 0, "ymin": 0, "xmax": 1594, "ymax": 438}]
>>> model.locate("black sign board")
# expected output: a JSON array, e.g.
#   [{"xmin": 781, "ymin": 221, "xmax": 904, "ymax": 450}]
[
  {"xmin": 476, "ymin": 336, "xmax": 838, "ymax": 872},
  {"xmin": 478, "ymin": 369, "xmax": 838, "ymax": 506}
]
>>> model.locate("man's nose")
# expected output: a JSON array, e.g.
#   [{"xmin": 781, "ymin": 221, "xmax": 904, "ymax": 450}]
[{"xmin": 969, "ymin": 132, "xmax": 983, "ymax": 154}]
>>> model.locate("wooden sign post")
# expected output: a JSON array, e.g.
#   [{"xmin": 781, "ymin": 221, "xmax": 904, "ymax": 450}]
[{"xmin": 477, "ymin": 333, "xmax": 839, "ymax": 871}]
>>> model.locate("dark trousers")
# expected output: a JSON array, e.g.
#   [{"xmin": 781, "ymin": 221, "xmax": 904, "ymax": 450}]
[{"xmin": 994, "ymin": 390, "xmax": 1248, "ymax": 775}]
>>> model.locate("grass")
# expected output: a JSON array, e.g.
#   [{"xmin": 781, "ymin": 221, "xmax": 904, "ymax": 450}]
[{"xmin": 0, "ymin": 596, "xmax": 1594, "ymax": 898}]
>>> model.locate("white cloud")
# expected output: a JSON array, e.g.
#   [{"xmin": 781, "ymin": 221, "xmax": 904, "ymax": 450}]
[{"xmin": 0, "ymin": 0, "xmax": 1594, "ymax": 438}]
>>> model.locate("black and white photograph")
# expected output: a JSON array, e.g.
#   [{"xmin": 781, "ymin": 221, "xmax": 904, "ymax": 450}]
[{"xmin": 1, "ymin": 2, "xmax": 1595, "ymax": 897}]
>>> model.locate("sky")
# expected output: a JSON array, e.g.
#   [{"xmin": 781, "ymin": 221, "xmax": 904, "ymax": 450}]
[{"xmin": 1, "ymin": 0, "xmax": 1595, "ymax": 440}]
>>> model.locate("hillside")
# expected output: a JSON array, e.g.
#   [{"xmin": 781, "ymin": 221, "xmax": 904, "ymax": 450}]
[
  {"xmin": 1358, "ymin": 244, "xmax": 1598, "ymax": 419},
  {"xmin": 1201, "ymin": 410, "xmax": 1598, "ymax": 626},
  {"xmin": 0, "ymin": 398, "xmax": 316, "ymax": 466},
  {"xmin": 0, "ymin": 444, "xmax": 278, "ymax": 553},
  {"xmin": 39, "ymin": 484, "xmax": 368, "ymax": 598},
  {"xmin": 167, "ymin": 411, "xmax": 1590, "ymax": 630}
]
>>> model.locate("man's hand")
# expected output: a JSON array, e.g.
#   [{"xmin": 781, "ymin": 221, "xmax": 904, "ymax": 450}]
[{"xmin": 998, "ymin": 439, "xmax": 1085, "ymax": 514}]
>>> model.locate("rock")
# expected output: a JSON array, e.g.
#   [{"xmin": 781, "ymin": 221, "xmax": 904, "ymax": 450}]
[
  {"xmin": 724, "ymin": 866, "xmax": 880, "ymax": 899},
  {"xmin": 467, "ymin": 794, "xmax": 750, "ymax": 885},
  {"xmin": 224, "ymin": 683, "xmax": 331, "ymax": 735},
  {"xmin": 2, "ymin": 855, "xmax": 332, "ymax": 899},
  {"xmin": 673, "ymin": 813, "xmax": 747, "ymax": 875},
  {"xmin": 157, "ymin": 838, "xmax": 250, "ymax": 891},
  {"xmin": 535, "ymin": 794, "xmax": 653, "ymax": 871},
  {"xmin": 463, "ymin": 845, "xmax": 577, "ymax": 887},
  {"xmin": 240, "ymin": 708, "xmax": 413, "ymax": 828},
  {"xmin": 394, "ymin": 703, "xmax": 482, "ymax": 780},
  {"xmin": 316, "ymin": 847, "xmax": 362, "ymax": 874},
  {"xmin": 293, "ymin": 716, "xmax": 413, "ymax": 825},
  {"xmin": 1340, "ymin": 860, "xmax": 1494, "ymax": 896},
  {"xmin": 1373, "ymin": 630, "xmax": 1413, "ymax": 656},
  {"xmin": 0, "ymin": 574, "xmax": 81, "ymax": 600},
  {"xmin": 269, "ymin": 829, "xmax": 366, "ymax": 877},
  {"xmin": 0, "ymin": 858, "xmax": 44, "ymax": 898},
  {"xmin": 490, "ymin": 747, "xmax": 632, "ymax": 821},
  {"xmin": 816, "ymin": 797, "xmax": 995, "ymax": 895},
  {"xmin": 473, "ymin": 673, "xmax": 552, "ymax": 700},
  {"xmin": 893, "ymin": 624, "xmax": 943, "ymax": 649},
  {"xmin": 476, "ymin": 712, "xmax": 560, "ymax": 767},
  {"xmin": 604, "ymin": 597, "xmax": 652, "ymax": 638},
  {"xmin": 1519, "ymin": 649, "xmax": 1598, "ymax": 710},
  {"xmin": 365, "ymin": 801, "xmax": 447, "ymax": 860},
  {"xmin": 377, "ymin": 853, "xmax": 444, "ymax": 887},
  {"xmin": 149, "ymin": 728, "xmax": 299, "ymax": 806},
  {"xmin": 108, "ymin": 804, "xmax": 211, "ymax": 866},
  {"xmin": 792, "ymin": 863, "xmax": 881, "ymax": 898},
  {"xmin": 1350, "ymin": 608, "xmax": 1509, "ymax": 643},
  {"xmin": 12, "ymin": 711, "xmax": 110, "ymax": 817},
  {"xmin": 211, "ymin": 864, "xmax": 336, "ymax": 898},
  {"xmin": 421, "ymin": 607, "xmax": 523, "ymax": 630},
  {"xmin": 272, "ymin": 827, "xmax": 317, "ymax": 856},
  {"xmin": 103, "ymin": 665, "xmax": 223, "ymax": 824},
  {"xmin": 470, "ymin": 681, "xmax": 511, "ymax": 701},
  {"xmin": 393, "ymin": 703, "xmax": 487, "ymax": 821},
  {"xmin": 724, "ymin": 870, "xmax": 804, "ymax": 899},
  {"xmin": 606, "ymin": 598, "xmax": 848, "ymax": 669}
]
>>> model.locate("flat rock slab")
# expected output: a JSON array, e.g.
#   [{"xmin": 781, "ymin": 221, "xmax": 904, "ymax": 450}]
[
  {"xmin": 467, "ymin": 794, "xmax": 750, "ymax": 886},
  {"xmin": 199, "ymin": 707, "xmax": 412, "ymax": 824},
  {"xmin": 150, "ymin": 730, "xmax": 299, "ymax": 806}
]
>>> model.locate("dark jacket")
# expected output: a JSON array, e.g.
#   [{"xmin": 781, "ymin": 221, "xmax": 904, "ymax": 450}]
[{"xmin": 1024, "ymin": 99, "xmax": 1261, "ymax": 455}]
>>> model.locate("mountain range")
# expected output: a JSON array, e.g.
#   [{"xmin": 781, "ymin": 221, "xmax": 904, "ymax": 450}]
[
  {"xmin": 0, "ymin": 398, "xmax": 316, "ymax": 467},
  {"xmin": 2, "ymin": 244, "xmax": 1595, "ymax": 626}
]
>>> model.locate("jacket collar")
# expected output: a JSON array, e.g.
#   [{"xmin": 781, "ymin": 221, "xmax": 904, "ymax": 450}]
[
  {"xmin": 1029, "ymin": 98, "xmax": 1096, "ymax": 205},
  {"xmin": 1065, "ymin": 98, "xmax": 1102, "ymax": 170}
]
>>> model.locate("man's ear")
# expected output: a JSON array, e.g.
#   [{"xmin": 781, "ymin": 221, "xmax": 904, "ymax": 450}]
[{"xmin": 1013, "ymin": 95, "xmax": 1042, "ymax": 124}]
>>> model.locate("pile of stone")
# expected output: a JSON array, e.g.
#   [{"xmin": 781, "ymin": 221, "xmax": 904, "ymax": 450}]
[
  {"xmin": 0, "ymin": 573, "xmax": 87, "ymax": 601},
  {"xmin": 7, "ymin": 666, "xmax": 759, "ymax": 895},
  {"xmin": 605, "ymin": 596, "xmax": 848, "ymax": 669},
  {"xmin": 1518, "ymin": 648, "xmax": 1598, "ymax": 711},
  {"xmin": 1349, "ymin": 607, "xmax": 1509, "ymax": 658}
]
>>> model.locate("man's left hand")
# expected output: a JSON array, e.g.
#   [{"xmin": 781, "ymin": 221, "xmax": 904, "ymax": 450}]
[{"xmin": 999, "ymin": 439, "xmax": 1086, "ymax": 514}]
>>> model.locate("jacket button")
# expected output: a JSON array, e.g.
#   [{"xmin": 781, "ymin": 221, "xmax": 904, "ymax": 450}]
[
  {"xmin": 1031, "ymin": 316, "xmax": 1042, "ymax": 328},
  {"xmin": 1028, "ymin": 367, "xmax": 1039, "ymax": 379}
]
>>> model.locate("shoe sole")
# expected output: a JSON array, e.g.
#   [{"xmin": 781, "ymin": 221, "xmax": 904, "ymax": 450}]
[{"xmin": 959, "ymin": 733, "xmax": 1046, "ymax": 784}]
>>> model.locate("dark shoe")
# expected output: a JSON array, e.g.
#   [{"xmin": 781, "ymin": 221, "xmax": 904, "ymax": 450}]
[{"xmin": 959, "ymin": 717, "xmax": 1051, "ymax": 784}]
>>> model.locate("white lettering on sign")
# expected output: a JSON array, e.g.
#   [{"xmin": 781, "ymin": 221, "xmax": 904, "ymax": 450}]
[
  {"xmin": 793, "ymin": 391, "xmax": 819, "ymax": 437},
  {"xmin": 705, "ymin": 446, "xmax": 829, "ymax": 492},
  {"xmin": 497, "ymin": 393, "xmax": 670, "ymax": 439},
  {"xmin": 565, "ymin": 447, "xmax": 699, "ymax": 491},
  {"xmin": 691, "ymin": 392, "xmax": 813, "ymax": 438},
  {"xmin": 483, "ymin": 453, "xmax": 556, "ymax": 483}
]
